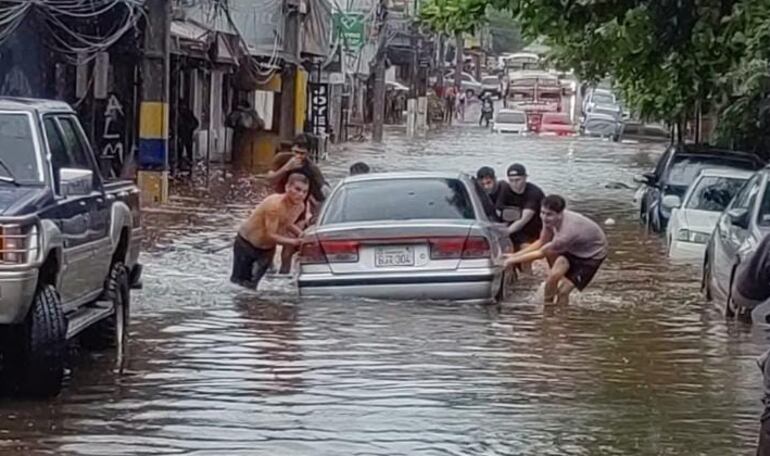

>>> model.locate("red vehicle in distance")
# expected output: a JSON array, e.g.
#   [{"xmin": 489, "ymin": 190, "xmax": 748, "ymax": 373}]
[{"xmin": 539, "ymin": 113, "xmax": 576, "ymax": 136}]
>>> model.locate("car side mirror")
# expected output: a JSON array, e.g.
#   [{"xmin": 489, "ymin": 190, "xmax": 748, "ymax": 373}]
[
  {"xmin": 727, "ymin": 208, "xmax": 750, "ymax": 230},
  {"xmin": 634, "ymin": 172, "xmax": 656, "ymax": 185},
  {"xmin": 60, "ymin": 168, "xmax": 93, "ymax": 198},
  {"xmin": 662, "ymin": 195, "xmax": 682, "ymax": 209}
]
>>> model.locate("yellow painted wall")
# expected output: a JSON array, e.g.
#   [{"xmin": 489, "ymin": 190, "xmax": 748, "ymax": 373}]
[{"xmin": 295, "ymin": 69, "xmax": 307, "ymax": 134}]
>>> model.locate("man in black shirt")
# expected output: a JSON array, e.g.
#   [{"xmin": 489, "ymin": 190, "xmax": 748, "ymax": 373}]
[
  {"xmin": 734, "ymin": 236, "xmax": 770, "ymax": 455},
  {"xmin": 496, "ymin": 163, "xmax": 545, "ymax": 247},
  {"xmin": 496, "ymin": 164, "xmax": 545, "ymax": 273}
]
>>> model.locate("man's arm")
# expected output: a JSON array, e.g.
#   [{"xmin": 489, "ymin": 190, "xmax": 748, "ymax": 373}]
[
  {"xmin": 288, "ymin": 224, "xmax": 303, "ymax": 237},
  {"xmin": 507, "ymin": 208, "xmax": 536, "ymax": 235},
  {"xmin": 504, "ymin": 240, "xmax": 554, "ymax": 266},
  {"xmin": 267, "ymin": 155, "xmax": 301, "ymax": 182},
  {"xmin": 265, "ymin": 214, "xmax": 301, "ymax": 247}
]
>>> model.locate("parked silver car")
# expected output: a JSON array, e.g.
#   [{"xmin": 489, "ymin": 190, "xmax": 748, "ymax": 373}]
[
  {"xmin": 703, "ymin": 167, "xmax": 770, "ymax": 318},
  {"xmin": 297, "ymin": 172, "xmax": 514, "ymax": 303}
]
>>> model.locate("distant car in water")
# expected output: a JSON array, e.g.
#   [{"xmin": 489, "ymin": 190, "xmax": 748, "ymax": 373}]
[
  {"xmin": 703, "ymin": 167, "xmax": 770, "ymax": 318},
  {"xmin": 636, "ymin": 144, "xmax": 765, "ymax": 233},
  {"xmin": 582, "ymin": 88, "xmax": 618, "ymax": 115},
  {"xmin": 581, "ymin": 112, "xmax": 623, "ymax": 141},
  {"xmin": 539, "ymin": 113, "xmax": 576, "ymax": 136},
  {"xmin": 665, "ymin": 168, "xmax": 753, "ymax": 260},
  {"xmin": 443, "ymin": 72, "xmax": 483, "ymax": 97},
  {"xmin": 297, "ymin": 172, "xmax": 515, "ymax": 304},
  {"xmin": 492, "ymin": 109, "xmax": 528, "ymax": 134},
  {"xmin": 481, "ymin": 76, "xmax": 503, "ymax": 98}
]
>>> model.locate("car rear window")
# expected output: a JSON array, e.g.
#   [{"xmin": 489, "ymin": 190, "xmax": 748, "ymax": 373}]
[
  {"xmin": 496, "ymin": 112, "xmax": 526, "ymax": 123},
  {"xmin": 667, "ymin": 156, "xmax": 761, "ymax": 187},
  {"xmin": 322, "ymin": 178, "xmax": 476, "ymax": 224}
]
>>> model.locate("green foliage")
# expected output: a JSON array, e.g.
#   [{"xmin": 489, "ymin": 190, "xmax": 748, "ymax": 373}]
[
  {"xmin": 418, "ymin": 0, "xmax": 487, "ymax": 35},
  {"xmin": 486, "ymin": 9, "xmax": 524, "ymax": 54}
]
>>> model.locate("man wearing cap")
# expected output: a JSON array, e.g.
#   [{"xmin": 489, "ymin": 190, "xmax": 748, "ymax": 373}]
[{"xmin": 496, "ymin": 163, "xmax": 546, "ymax": 268}]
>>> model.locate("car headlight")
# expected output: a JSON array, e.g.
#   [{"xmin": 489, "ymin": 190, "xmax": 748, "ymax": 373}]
[{"xmin": 676, "ymin": 229, "xmax": 710, "ymax": 244}]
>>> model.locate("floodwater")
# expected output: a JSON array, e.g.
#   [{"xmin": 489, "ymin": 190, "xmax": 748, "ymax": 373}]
[{"xmin": 2, "ymin": 110, "xmax": 768, "ymax": 455}]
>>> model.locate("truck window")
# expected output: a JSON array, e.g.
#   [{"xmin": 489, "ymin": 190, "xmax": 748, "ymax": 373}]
[
  {"xmin": 43, "ymin": 117, "xmax": 68, "ymax": 192},
  {"xmin": 57, "ymin": 117, "xmax": 92, "ymax": 171},
  {"xmin": 57, "ymin": 116, "xmax": 99, "ymax": 188}
]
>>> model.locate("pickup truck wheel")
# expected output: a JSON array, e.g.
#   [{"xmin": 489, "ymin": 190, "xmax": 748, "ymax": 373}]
[
  {"xmin": 3, "ymin": 285, "xmax": 67, "ymax": 397},
  {"xmin": 80, "ymin": 263, "xmax": 129, "ymax": 350}
]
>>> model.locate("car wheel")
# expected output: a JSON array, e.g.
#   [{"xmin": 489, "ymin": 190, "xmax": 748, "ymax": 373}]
[
  {"xmin": 726, "ymin": 268, "xmax": 752, "ymax": 323},
  {"xmin": 80, "ymin": 262, "xmax": 130, "ymax": 350},
  {"xmin": 3, "ymin": 285, "xmax": 67, "ymax": 397},
  {"xmin": 702, "ymin": 256, "xmax": 713, "ymax": 301}
]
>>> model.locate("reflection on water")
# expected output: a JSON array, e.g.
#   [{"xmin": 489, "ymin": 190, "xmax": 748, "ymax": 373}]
[{"xmin": 0, "ymin": 121, "xmax": 766, "ymax": 455}]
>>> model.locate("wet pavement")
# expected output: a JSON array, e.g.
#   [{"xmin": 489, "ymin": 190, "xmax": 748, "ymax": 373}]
[{"xmin": 2, "ymin": 110, "xmax": 768, "ymax": 455}]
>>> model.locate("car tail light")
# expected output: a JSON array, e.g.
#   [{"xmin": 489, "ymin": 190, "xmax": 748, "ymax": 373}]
[
  {"xmin": 429, "ymin": 238, "xmax": 466, "ymax": 259},
  {"xmin": 322, "ymin": 240, "xmax": 359, "ymax": 263},
  {"xmin": 298, "ymin": 239, "xmax": 360, "ymax": 264},
  {"xmin": 429, "ymin": 236, "xmax": 491, "ymax": 260},
  {"xmin": 462, "ymin": 236, "xmax": 491, "ymax": 258},
  {"xmin": 299, "ymin": 240, "xmax": 325, "ymax": 264}
]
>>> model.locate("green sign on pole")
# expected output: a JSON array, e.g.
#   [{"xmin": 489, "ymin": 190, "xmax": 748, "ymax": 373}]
[{"xmin": 333, "ymin": 12, "xmax": 366, "ymax": 51}]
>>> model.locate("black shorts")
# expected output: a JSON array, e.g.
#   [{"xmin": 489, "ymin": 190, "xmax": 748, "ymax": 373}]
[
  {"xmin": 230, "ymin": 235, "xmax": 275, "ymax": 289},
  {"xmin": 564, "ymin": 253, "xmax": 605, "ymax": 291}
]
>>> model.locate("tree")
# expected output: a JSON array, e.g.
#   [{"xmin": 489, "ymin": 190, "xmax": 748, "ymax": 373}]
[
  {"xmin": 486, "ymin": 8, "xmax": 524, "ymax": 55},
  {"xmin": 419, "ymin": 0, "xmax": 486, "ymax": 90}
]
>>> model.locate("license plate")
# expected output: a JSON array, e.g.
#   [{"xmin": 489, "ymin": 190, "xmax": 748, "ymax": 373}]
[{"xmin": 374, "ymin": 246, "xmax": 415, "ymax": 267}]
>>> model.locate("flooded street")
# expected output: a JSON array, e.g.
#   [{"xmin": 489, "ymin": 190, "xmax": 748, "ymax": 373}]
[{"xmin": 2, "ymin": 118, "xmax": 767, "ymax": 455}]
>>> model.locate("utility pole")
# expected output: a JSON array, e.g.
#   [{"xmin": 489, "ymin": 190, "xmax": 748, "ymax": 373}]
[
  {"xmin": 137, "ymin": 0, "xmax": 171, "ymax": 205},
  {"xmin": 372, "ymin": 0, "xmax": 388, "ymax": 143},
  {"xmin": 280, "ymin": 0, "xmax": 303, "ymax": 143},
  {"xmin": 454, "ymin": 32, "xmax": 463, "ymax": 91}
]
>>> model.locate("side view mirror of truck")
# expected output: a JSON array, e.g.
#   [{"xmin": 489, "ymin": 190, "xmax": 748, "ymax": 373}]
[{"xmin": 59, "ymin": 168, "xmax": 93, "ymax": 197}]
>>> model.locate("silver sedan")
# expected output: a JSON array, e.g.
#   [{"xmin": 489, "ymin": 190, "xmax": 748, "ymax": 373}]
[{"xmin": 297, "ymin": 172, "xmax": 515, "ymax": 304}]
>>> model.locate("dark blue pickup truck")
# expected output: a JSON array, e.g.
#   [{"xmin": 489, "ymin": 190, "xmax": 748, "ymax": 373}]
[{"xmin": 0, "ymin": 98, "xmax": 142, "ymax": 396}]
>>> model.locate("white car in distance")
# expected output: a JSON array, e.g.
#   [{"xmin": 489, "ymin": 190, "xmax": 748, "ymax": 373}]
[
  {"xmin": 665, "ymin": 168, "xmax": 753, "ymax": 261},
  {"xmin": 493, "ymin": 109, "xmax": 528, "ymax": 134}
]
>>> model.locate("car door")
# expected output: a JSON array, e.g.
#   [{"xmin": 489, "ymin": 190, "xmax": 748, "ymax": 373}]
[
  {"xmin": 58, "ymin": 115, "xmax": 111, "ymax": 284},
  {"xmin": 55, "ymin": 115, "xmax": 111, "ymax": 297},
  {"xmin": 40, "ymin": 114, "xmax": 96, "ymax": 307},
  {"xmin": 713, "ymin": 174, "xmax": 761, "ymax": 295}
]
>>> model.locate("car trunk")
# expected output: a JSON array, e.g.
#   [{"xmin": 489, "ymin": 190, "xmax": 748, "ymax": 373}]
[{"xmin": 304, "ymin": 220, "xmax": 478, "ymax": 275}]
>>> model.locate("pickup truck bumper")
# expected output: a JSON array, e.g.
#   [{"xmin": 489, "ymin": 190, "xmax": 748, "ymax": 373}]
[{"xmin": 0, "ymin": 269, "xmax": 39, "ymax": 324}]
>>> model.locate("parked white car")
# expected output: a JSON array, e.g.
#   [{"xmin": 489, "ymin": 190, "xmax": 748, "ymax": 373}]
[
  {"xmin": 492, "ymin": 109, "xmax": 528, "ymax": 134},
  {"xmin": 665, "ymin": 168, "xmax": 753, "ymax": 260}
]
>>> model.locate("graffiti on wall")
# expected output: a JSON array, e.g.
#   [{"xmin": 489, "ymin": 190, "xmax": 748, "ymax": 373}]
[{"xmin": 99, "ymin": 93, "xmax": 126, "ymax": 178}]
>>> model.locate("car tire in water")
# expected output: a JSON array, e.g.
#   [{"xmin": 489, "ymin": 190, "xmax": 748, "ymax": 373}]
[
  {"xmin": 80, "ymin": 262, "xmax": 129, "ymax": 350},
  {"xmin": 2, "ymin": 285, "xmax": 67, "ymax": 397},
  {"xmin": 702, "ymin": 255, "xmax": 713, "ymax": 302}
]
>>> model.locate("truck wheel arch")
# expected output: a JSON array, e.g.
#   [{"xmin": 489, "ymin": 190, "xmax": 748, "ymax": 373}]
[
  {"xmin": 110, "ymin": 201, "xmax": 132, "ymax": 261},
  {"xmin": 38, "ymin": 249, "xmax": 61, "ymax": 288}
]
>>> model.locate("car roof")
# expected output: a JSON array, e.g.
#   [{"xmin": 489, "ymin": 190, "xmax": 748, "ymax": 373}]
[
  {"xmin": 341, "ymin": 171, "xmax": 469, "ymax": 185},
  {"xmin": 673, "ymin": 145, "xmax": 763, "ymax": 163},
  {"xmin": 694, "ymin": 167, "xmax": 755, "ymax": 179},
  {"xmin": 0, "ymin": 97, "xmax": 74, "ymax": 113}
]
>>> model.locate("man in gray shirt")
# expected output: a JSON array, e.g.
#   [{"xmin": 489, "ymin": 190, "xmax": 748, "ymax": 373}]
[{"xmin": 504, "ymin": 194, "xmax": 608, "ymax": 305}]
